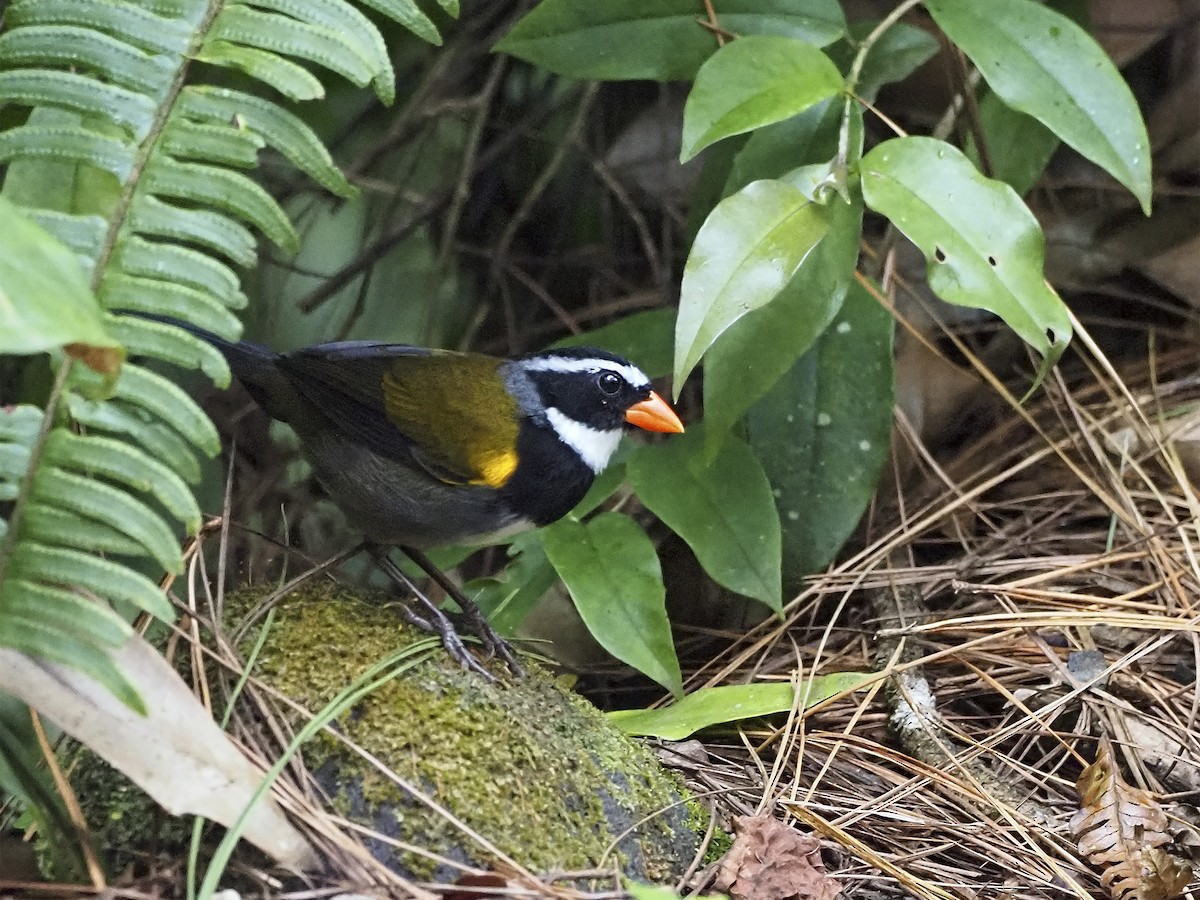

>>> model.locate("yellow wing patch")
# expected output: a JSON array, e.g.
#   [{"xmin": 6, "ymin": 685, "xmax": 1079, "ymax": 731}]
[{"xmin": 381, "ymin": 352, "xmax": 521, "ymax": 487}]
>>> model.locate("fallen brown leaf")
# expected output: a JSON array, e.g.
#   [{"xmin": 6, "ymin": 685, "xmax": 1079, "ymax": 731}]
[{"xmin": 713, "ymin": 815, "xmax": 840, "ymax": 900}]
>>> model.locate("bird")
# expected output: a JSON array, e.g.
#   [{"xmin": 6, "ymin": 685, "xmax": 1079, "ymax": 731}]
[{"xmin": 161, "ymin": 319, "xmax": 684, "ymax": 675}]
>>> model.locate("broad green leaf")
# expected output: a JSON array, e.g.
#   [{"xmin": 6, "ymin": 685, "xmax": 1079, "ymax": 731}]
[
  {"xmin": 466, "ymin": 533, "xmax": 558, "ymax": 637},
  {"xmin": 745, "ymin": 281, "xmax": 893, "ymax": 590},
  {"xmin": 925, "ymin": 0, "xmax": 1151, "ymax": 213},
  {"xmin": 704, "ymin": 188, "xmax": 862, "ymax": 439},
  {"xmin": 0, "ymin": 125, "xmax": 135, "ymax": 181},
  {"xmin": 629, "ymin": 427, "xmax": 781, "ymax": 612},
  {"xmin": 967, "ymin": 90, "xmax": 1059, "ymax": 196},
  {"xmin": 22, "ymin": 209, "xmax": 107, "ymax": 263},
  {"xmin": 724, "ymin": 97, "xmax": 841, "ymax": 196},
  {"xmin": 861, "ymin": 137, "xmax": 1070, "ymax": 373},
  {"xmin": 609, "ymin": 672, "xmax": 872, "ymax": 738},
  {"xmin": 495, "ymin": 0, "xmax": 846, "ymax": 81},
  {"xmin": 839, "ymin": 21, "xmax": 939, "ymax": 101},
  {"xmin": 681, "ymin": 36, "xmax": 842, "ymax": 161},
  {"xmin": 0, "ymin": 195, "xmax": 122, "ymax": 373},
  {"xmin": 541, "ymin": 512, "xmax": 681, "ymax": 697},
  {"xmin": 554, "ymin": 307, "xmax": 675, "ymax": 379},
  {"xmin": 674, "ymin": 179, "xmax": 829, "ymax": 393}
]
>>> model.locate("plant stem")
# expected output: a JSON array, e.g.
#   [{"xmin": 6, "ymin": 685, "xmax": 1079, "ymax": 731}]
[
  {"xmin": 835, "ymin": 0, "xmax": 925, "ymax": 177},
  {"xmin": 0, "ymin": 358, "xmax": 72, "ymax": 592}
]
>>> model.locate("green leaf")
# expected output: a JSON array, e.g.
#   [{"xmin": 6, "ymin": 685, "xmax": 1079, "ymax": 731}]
[
  {"xmin": 108, "ymin": 364, "xmax": 221, "ymax": 455},
  {"xmin": 0, "ymin": 69, "xmax": 156, "ymax": 138},
  {"xmin": 31, "ymin": 468, "xmax": 182, "ymax": 573},
  {"xmin": 66, "ymin": 395, "xmax": 202, "ymax": 483},
  {"xmin": 130, "ymin": 195, "xmax": 257, "ymax": 269},
  {"xmin": 724, "ymin": 97, "xmax": 842, "ymax": 195},
  {"xmin": 5, "ymin": 0, "xmax": 193, "ymax": 56},
  {"xmin": 3, "ymin": 580, "xmax": 132, "ymax": 648},
  {"xmin": 553, "ymin": 308, "xmax": 675, "ymax": 379},
  {"xmin": 629, "ymin": 427, "xmax": 781, "ymax": 612},
  {"xmin": 142, "ymin": 157, "xmax": 299, "ymax": 254},
  {"xmin": 829, "ymin": 21, "xmax": 939, "ymax": 102},
  {"xmin": 9, "ymin": 542, "xmax": 173, "ymax": 619},
  {"xmin": 194, "ymin": 41, "xmax": 325, "ymax": 102},
  {"xmin": 356, "ymin": 0, "xmax": 442, "ymax": 45},
  {"xmin": 681, "ymin": 35, "xmax": 842, "ymax": 161},
  {"xmin": 496, "ymin": 0, "xmax": 846, "ymax": 81},
  {"xmin": 540, "ymin": 512, "xmax": 682, "ymax": 697},
  {"xmin": 674, "ymin": 180, "xmax": 830, "ymax": 393},
  {"xmin": 107, "ymin": 313, "xmax": 231, "ymax": 386},
  {"xmin": 99, "ymin": 273, "xmax": 244, "ymax": 336},
  {"xmin": 0, "ymin": 195, "xmax": 122, "ymax": 371},
  {"xmin": 861, "ymin": 137, "xmax": 1071, "ymax": 373},
  {"xmin": 209, "ymin": 6, "xmax": 381, "ymax": 98},
  {"xmin": 466, "ymin": 533, "xmax": 558, "ymax": 637},
  {"xmin": 179, "ymin": 86, "xmax": 355, "ymax": 198},
  {"xmin": 21, "ymin": 503, "xmax": 148, "ymax": 557},
  {"xmin": 745, "ymin": 281, "xmax": 893, "ymax": 589},
  {"xmin": 115, "ymin": 236, "xmax": 247, "ymax": 309},
  {"xmin": 703, "ymin": 189, "xmax": 862, "ymax": 439},
  {"xmin": 0, "ymin": 25, "xmax": 175, "ymax": 96},
  {"xmin": 23, "ymin": 209, "xmax": 107, "ymax": 263},
  {"xmin": 0, "ymin": 406, "xmax": 43, "ymax": 445},
  {"xmin": 967, "ymin": 90, "xmax": 1059, "ymax": 196},
  {"xmin": 43, "ymin": 430, "xmax": 201, "ymax": 533},
  {"xmin": 161, "ymin": 118, "xmax": 264, "ymax": 168},
  {"xmin": 925, "ymin": 0, "xmax": 1151, "ymax": 213},
  {"xmin": 609, "ymin": 672, "xmax": 872, "ymax": 738}
]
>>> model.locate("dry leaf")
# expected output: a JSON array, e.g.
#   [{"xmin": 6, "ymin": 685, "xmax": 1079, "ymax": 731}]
[
  {"xmin": 714, "ymin": 815, "xmax": 840, "ymax": 900},
  {"xmin": 1070, "ymin": 738, "xmax": 1195, "ymax": 900},
  {"xmin": 0, "ymin": 635, "xmax": 316, "ymax": 869}
]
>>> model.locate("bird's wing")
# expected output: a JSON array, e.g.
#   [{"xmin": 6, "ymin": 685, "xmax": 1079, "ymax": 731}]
[{"xmin": 277, "ymin": 343, "xmax": 520, "ymax": 487}]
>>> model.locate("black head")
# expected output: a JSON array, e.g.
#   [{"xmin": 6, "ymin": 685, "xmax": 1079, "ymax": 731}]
[{"xmin": 516, "ymin": 347, "xmax": 655, "ymax": 432}]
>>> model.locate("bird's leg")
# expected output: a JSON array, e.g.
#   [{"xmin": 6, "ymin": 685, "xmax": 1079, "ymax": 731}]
[
  {"xmin": 368, "ymin": 547, "xmax": 497, "ymax": 683},
  {"xmin": 399, "ymin": 546, "xmax": 524, "ymax": 678}
]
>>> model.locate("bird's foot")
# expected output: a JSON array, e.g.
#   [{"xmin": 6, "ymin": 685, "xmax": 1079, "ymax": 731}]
[{"xmin": 371, "ymin": 547, "xmax": 517, "ymax": 681}]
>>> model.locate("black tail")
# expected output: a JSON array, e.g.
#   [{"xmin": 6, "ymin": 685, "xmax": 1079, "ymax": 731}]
[{"xmin": 114, "ymin": 311, "xmax": 297, "ymax": 421}]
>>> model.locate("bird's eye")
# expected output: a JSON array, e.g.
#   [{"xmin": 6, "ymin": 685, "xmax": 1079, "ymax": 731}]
[{"xmin": 597, "ymin": 371, "xmax": 622, "ymax": 395}]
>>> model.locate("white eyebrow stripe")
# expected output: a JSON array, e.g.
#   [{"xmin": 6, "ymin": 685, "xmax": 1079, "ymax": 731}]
[{"xmin": 523, "ymin": 356, "xmax": 650, "ymax": 387}]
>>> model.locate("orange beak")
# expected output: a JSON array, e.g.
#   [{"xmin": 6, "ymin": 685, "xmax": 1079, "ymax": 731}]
[{"xmin": 625, "ymin": 391, "xmax": 685, "ymax": 434}]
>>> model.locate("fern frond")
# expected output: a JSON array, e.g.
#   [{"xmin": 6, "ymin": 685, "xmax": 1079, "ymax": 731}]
[{"xmin": 0, "ymin": 0, "xmax": 457, "ymax": 701}]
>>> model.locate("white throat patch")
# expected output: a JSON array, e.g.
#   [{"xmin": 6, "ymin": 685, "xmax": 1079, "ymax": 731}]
[{"xmin": 545, "ymin": 407, "xmax": 622, "ymax": 474}]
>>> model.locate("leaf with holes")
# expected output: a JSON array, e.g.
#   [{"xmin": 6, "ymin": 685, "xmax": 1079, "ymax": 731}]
[
  {"xmin": 926, "ymin": 0, "xmax": 1151, "ymax": 213},
  {"xmin": 861, "ymin": 137, "xmax": 1070, "ymax": 378},
  {"xmin": 541, "ymin": 513, "xmax": 681, "ymax": 697},
  {"xmin": 629, "ymin": 426, "xmax": 781, "ymax": 612}
]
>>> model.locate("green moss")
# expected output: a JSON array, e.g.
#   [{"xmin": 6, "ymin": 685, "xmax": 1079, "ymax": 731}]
[
  {"xmin": 63, "ymin": 583, "xmax": 703, "ymax": 884},
  {"xmin": 236, "ymin": 582, "xmax": 698, "ymax": 881}
]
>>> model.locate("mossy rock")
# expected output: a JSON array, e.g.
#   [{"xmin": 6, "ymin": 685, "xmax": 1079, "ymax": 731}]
[{"xmin": 64, "ymin": 583, "xmax": 702, "ymax": 884}]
